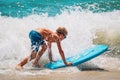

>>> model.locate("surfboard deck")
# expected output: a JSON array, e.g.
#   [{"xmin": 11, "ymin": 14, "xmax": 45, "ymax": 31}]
[{"xmin": 44, "ymin": 44, "xmax": 108, "ymax": 69}]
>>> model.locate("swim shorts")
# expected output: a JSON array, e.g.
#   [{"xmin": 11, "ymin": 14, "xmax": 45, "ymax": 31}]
[{"xmin": 29, "ymin": 30, "xmax": 44, "ymax": 52}]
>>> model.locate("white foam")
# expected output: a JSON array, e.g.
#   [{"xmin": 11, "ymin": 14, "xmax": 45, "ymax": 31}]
[{"xmin": 90, "ymin": 55, "xmax": 120, "ymax": 70}]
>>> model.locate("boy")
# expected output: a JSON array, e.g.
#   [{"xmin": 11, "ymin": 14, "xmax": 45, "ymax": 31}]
[{"xmin": 16, "ymin": 27, "xmax": 72, "ymax": 70}]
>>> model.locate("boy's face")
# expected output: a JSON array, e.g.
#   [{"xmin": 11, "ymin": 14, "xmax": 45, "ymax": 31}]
[{"xmin": 59, "ymin": 34, "xmax": 65, "ymax": 41}]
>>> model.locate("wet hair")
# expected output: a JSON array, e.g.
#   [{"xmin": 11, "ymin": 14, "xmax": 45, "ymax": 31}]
[{"xmin": 56, "ymin": 27, "xmax": 68, "ymax": 37}]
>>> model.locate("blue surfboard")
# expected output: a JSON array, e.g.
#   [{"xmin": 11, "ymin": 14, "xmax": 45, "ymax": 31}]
[{"xmin": 44, "ymin": 44, "xmax": 108, "ymax": 69}]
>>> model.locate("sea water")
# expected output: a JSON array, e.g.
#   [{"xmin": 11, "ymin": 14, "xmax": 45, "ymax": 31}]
[{"xmin": 0, "ymin": 0, "xmax": 120, "ymax": 75}]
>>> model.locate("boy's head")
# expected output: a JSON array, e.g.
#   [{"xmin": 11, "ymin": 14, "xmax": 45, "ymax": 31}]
[{"xmin": 56, "ymin": 27, "xmax": 68, "ymax": 38}]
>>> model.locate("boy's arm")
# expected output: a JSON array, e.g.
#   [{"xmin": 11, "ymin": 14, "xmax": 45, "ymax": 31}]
[
  {"xmin": 48, "ymin": 42, "xmax": 53, "ymax": 62},
  {"xmin": 56, "ymin": 41, "xmax": 72, "ymax": 66}
]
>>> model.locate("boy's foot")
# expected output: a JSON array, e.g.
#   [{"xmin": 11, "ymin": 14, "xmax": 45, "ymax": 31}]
[
  {"xmin": 32, "ymin": 63, "xmax": 41, "ymax": 68},
  {"xmin": 15, "ymin": 64, "xmax": 23, "ymax": 70}
]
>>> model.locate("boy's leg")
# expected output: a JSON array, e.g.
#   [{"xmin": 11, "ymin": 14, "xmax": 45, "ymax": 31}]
[
  {"xmin": 33, "ymin": 43, "xmax": 47, "ymax": 67},
  {"xmin": 16, "ymin": 51, "xmax": 37, "ymax": 70},
  {"xmin": 29, "ymin": 51, "xmax": 37, "ymax": 61}
]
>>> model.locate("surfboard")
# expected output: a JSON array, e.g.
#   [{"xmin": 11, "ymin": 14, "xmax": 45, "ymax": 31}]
[{"xmin": 44, "ymin": 44, "xmax": 108, "ymax": 69}]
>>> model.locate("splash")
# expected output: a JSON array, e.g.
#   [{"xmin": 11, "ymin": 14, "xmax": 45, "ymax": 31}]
[{"xmin": 0, "ymin": 9, "xmax": 120, "ymax": 73}]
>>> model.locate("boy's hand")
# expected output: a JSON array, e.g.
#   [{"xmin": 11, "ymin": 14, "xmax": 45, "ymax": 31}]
[{"xmin": 66, "ymin": 62, "xmax": 72, "ymax": 66}]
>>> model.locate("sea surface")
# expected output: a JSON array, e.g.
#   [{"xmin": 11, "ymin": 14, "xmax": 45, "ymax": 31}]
[{"xmin": 0, "ymin": 0, "xmax": 120, "ymax": 78}]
